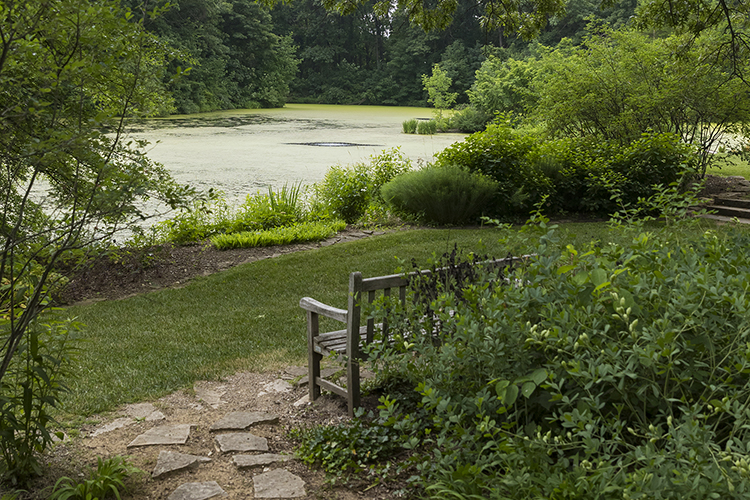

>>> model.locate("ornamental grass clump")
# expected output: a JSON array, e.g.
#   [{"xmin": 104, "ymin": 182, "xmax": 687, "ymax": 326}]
[{"xmin": 381, "ymin": 164, "xmax": 498, "ymax": 225}]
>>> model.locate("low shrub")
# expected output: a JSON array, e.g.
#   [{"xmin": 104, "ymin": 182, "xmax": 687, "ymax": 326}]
[
  {"xmin": 448, "ymin": 105, "xmax": 491, "ymax": 133},
  {"xmin": 210, "ymin": 220, "xmax": 345, "ymax": 250},
  {"xmin": 311, "ymin": 148, "xmax": 412, "ymax": 223},
  {"xmin": 0, "ymin": 313, "xmax": 79, "ymax": 485},
  {"xmin": 381, "ymin": 164, "xmax": 498, "ymax": 225},
  {"xmin": 339, "ymin": 214, "xmax": 750, "ymax": 498},
  {"xmin": 438, "ymin": 120, "xmax": 697, "ymax": 218},
  {"xmin": 416, "ymin": 120, "xmax": 437, "ymax": 135},
  {"xmin": 436, "ymin": 119, "xmax": 546, "ymax": 216},
  {"xmin": 402, "ymin": 119, "xmax": 417, "ymax": 134}
]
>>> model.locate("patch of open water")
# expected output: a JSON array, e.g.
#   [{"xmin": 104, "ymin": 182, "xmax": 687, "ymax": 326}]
[{"xmin": 126, "ymin": 104, "xmax": 465, "ymax": 205}]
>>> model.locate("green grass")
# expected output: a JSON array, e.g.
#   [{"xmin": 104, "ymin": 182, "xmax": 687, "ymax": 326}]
[
  {"xmin": 57, "ymin": 222, "xmax": 714, "ymax": 416},
  {"xmin": 706, "ymin": 154, "xmax": 750, "ymax": 177}
]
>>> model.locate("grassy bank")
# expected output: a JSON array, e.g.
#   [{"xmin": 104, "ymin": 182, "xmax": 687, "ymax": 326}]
[{"xmin": 59, "ymin": 222, "xmax": 705, "ymax": 416}]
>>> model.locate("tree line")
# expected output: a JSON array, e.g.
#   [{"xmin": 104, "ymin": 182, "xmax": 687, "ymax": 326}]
[{"xmin": 136, "ymin": 0, "xmax": 638, "ymax": 113}]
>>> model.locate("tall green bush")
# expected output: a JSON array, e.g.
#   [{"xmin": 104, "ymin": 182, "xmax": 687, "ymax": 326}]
[
  {"xmin": 312, "ymin": 148, "xmax": 412, "ymax": 223},
  {"xmin": 381, "ymin": 165, "xmax": 498, "ymax": 225},
  {"xmin": 534, "ymin": 24, "xmax": 750, "ymax": 175},
  {"xmin": 436, "ymin": 119, "xmax": 549, "ymax": 215}
]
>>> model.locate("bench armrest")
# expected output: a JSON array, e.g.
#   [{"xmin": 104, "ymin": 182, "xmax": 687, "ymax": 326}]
[{"xmin": 299, "ymin": 297, "xmax": 348, "ymax": 323}]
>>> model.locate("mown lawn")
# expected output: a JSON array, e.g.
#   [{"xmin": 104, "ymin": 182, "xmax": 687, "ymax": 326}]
[{"xmin": 58, "ymin": 221, "xmax": 707, "ymax": 417}]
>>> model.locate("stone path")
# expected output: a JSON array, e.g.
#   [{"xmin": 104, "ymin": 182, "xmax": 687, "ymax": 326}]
[
  {"xmin": 123, "ymin": 410, "xmax": 305, "ymax": 499},
  {"xmin": 85, "ymin": 368, "xmax": 327, "ymax": 499}
]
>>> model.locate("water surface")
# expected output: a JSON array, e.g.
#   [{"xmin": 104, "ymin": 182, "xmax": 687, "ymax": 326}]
[{"xmin": 128, "ymin": 104, "xmax": 465, "ymax": 203}]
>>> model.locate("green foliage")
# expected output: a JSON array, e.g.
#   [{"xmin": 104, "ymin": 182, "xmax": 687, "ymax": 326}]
[
  {"xmin": 416, "ymin": 120, "xmax": 437, "ymax": 135},
  {"xmin": 352, "ymin": 212, "xmax": 750, "ymax": 498},
  {"xmin": 312, "ymin": 148, "xmax": 412, "ymax": 223},
  {"xmin": 0, "ymin": 315, "xmax": 79, "ymax": 485},
  {"xmin": 438, "ymin": 117, "xmax": 697, "ymax": 217},
  {"xmin": 449, "ymin": 106, "xmax": 492, "ymax": 133},
  {"xmin": 210, "ymin": 220, "xmax": 346, "ymax": 249},
  {"xmin": 0, "ymin": 0, "xmax": 191, "ymax": 483},
  {"xmin": 534, "ymin": 25, "xmax": 750, "ymax": 175},
  {"xmin": 49, "ymin": 456, "xmax": 143, "ymax": 500},
  {"xmin": 422, "ymin": 64, "xmax": 458, "ymax": 118},
  {"xmin": 290, "ymin": 412, "xmax": 402, "ymax": 479},
  {"xmin": 468, "ymin": 56, "xmax": 539, "ymax": 117},
  {"xmin": 145, "ymin": 183, "xmax": 307, "ymax": 246},
  {"xmin": 381, "ymin": 165, "xmax": 498, "ymax": 225},
  {"xmin": 402, "ymin": 119, "xmax": 418, "ymax": 134},
  {"xmin": 436, "ymin": 119, "xmax": 545, "ymax": 215}
]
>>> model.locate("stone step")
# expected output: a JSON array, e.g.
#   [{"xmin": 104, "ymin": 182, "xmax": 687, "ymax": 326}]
[
  {"xmin": 696, "ymin": 213, "xmax": 750, "ymax": 225},
  {"xmin": 713, "ymin": 196, "xmax": 750, "ymax": 209},
  {"xmin": 705, "ymin": 204, "xmax": 750, "ymax": 219}
]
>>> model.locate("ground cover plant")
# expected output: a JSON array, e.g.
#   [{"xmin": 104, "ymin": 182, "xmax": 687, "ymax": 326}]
[{"xmin": 291, "ymin": 207, "xmax": 750, "ymax": 498}]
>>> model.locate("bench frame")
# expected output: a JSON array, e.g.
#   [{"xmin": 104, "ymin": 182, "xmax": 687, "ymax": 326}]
[{"xmin": 300, "ymin": 256, "xmax": 527, "ymax": 416}]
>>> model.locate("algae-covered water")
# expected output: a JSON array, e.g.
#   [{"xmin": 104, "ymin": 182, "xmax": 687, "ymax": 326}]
[{"xmin": 128, "ymin": 104, "xmax": 465, "ymax": 203}]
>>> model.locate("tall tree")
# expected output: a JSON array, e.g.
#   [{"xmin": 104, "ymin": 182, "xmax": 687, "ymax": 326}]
[{"xmin": 0, "ymin": 0, "xmax": 191, "ymax": 482}]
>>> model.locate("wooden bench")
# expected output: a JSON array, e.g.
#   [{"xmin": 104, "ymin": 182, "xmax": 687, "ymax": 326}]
[{"xmin": 300, "ymin": 255, "xmax": 528, "ymax": 416}]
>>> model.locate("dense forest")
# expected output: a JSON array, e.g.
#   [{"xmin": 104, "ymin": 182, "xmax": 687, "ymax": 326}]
[{"xmin": 139, "ymin": 0, "xmax": 637, "ymax": 113}]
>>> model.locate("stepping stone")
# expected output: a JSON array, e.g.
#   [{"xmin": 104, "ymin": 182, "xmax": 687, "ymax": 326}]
[
  {"xmin": 282, "ymin": 366, "xmax": 307, "ymax": 380},
  {"xmin": 168, "ymin": 481, "xmax": 226, "ymax": 500},
  {"xmin": 125, "ymin": 402, "xmax": 165, "ymax": 421},
  {"xmin": 233, "ymin": 454, "xmax": 290, "ymax": 468},
  {"xmin": 125, "ymin": 403, "xmax": 157, "ymax": 419},
  {"xmin": 215, "ymin": 432, "xmax": 268, "ymax": 453},
  {"xmin": 194, "ymin": 382, "xmax": 226, "ymax": 409},
  {"xmin": 258, "ymin": 379, "xmax": 292, "ymax": 396},
  {"xmin": 152, "ymin": 451, "xmax": 211, "ymax": 478},
  {"xmin": 92, "ymin": 417, "xmax": 132, "ymax": 437},
  {"xmin": 293, "ymin": 395, "xmax": 309, "ymax": 407},
  {"xmin": 253, "ymin": 469, "xmax": 305, "ymax": 498},
  {"xmin": 128, "ymin": 424, "xmax": 193, "ymax": 447},
  {"xmin": 210, "ymin": 412, "xmax": 279, "ymax": 431}
]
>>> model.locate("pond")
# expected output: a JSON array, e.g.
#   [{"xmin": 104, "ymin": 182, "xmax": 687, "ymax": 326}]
[{"xmin": 127, "ymin": 104, "xmax": 466, "ymax": 204}]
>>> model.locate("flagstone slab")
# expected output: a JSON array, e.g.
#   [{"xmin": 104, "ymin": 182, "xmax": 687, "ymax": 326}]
[
  {"xmin": 152, "ymin": 451, "xmax": 211, "ymax": 478},
  {"xmin": 168, "ymin": 481, "xmax": 226, "ymax": 500},
  {"xmin": 253, "ymin": 469, "xmax": 305, "ymax": 498},
  {"xmin": 233, "ymin": 454, "xmax": 290, "ymax": 468},
  {"xmin": 258, "ymin": 379, "xmax": 292, "ymax": 395},
  {"xmin": 215, "ymin": 432, "xmax": 268, "ymax": 453},
  {"xmin": 128, "ymin": 424, "xmax": 193, "ymax": 447},
  {"xmin": 194, "ymin": 382, "xmax": 226, "ymax": 409},
  {"xmin": 210, "ymin": 412, "xmax": 279, "ymax": 431},
  {"xmin": 92, "ymin": 417, "xmax": 133, "ymax": 437}
]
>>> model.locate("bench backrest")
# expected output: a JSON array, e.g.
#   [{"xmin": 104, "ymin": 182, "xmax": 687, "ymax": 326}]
[{"xmin": 347, "ymin": 254, "xmax": 530, "ymax": 358}]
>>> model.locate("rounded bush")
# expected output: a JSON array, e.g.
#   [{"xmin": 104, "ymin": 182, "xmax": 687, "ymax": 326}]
[{"xmin": 381, "ymin": 165, "xmax": 498, "ymax": 225}]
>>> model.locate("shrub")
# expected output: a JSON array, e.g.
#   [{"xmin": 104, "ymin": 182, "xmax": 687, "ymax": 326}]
[
  {"xmin": 416, "ymin": 120, "xmax": 437, "ymax": 135},
  {"xmin": 311, "ymin": 148, "xmax": 412, "ymax": 223},
  {"xmin": 234, "ymin": 183, "xmax": 304, "ymax": 232},
  {"xmin": 436, "ymin": 119, "xmax": 547, "ymax": 216},
  {"xmin": 0, "ymin": 313, "xmax": 79, "ymax": 485},
  {"xmin": 381, "ymin": 165, "xmax": 498, "ymax": 225},
  {"xmin": 355, "ymin": 216, "xmax": 750, "ymax": 498},
  {"xmin": 402, "ymin": 119, "xmax": 417, "ymax": 134},
  {"xmin": 448, "ymin": 105, "xmax": 491, "ymax": 133}
]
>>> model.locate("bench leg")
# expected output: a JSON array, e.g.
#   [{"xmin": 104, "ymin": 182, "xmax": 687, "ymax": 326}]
[
  {"xmin": 307, "ymin": 310, "xmax": 321, "ymax": 401},
  {"xmin": 347, "ymin": 357, "xmax": 360, "ymax": 417}
]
